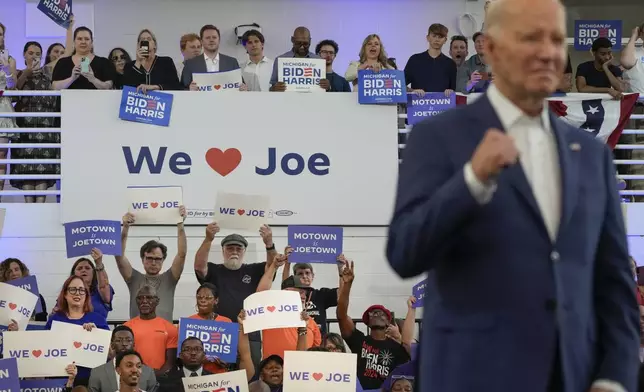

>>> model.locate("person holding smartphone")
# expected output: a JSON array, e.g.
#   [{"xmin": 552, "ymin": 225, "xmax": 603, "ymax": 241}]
[
  {"xmin": 121, "ymin": 29, "xmax": 181, "ymax": 93},
  {"xmin": 12, "ymin": 41, "xmax": 61, "ymax": 202},
  {"xmin": 52, "ymin": 26, "xmax": 114, "ymax": 90}
]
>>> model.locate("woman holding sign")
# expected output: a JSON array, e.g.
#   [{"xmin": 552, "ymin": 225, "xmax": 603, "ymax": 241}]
[
  {"xmin": 45, "ymin": 275, "xmax": 110, "ymax": 387},
  {"xmin": 188, "ymin": 283, "xmax": 233, "ymax": 374},
  {"xmin": 68, "ymin": 248, "xmax": 114, "ymax": 323},
  {"xmin": 0, "ymin": 257, "xmax": 48, "ymax": 321}
]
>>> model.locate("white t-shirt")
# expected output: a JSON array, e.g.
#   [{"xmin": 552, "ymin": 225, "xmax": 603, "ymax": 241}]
[{"xmin": 624, "ymin": 47, "xmax": 644, "ymax": 93}]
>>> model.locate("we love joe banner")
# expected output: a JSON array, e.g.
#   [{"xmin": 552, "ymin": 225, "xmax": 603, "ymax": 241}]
[
  {"xmin": 242, "ymin": 290, "xmax": 304, "ymax": 333},
  {"xmin": 283, "ymin": 351, "xmax": 357, "ymax": 392}
]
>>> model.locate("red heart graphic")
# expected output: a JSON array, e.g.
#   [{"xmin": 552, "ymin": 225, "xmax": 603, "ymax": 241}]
[
  {"xmin": 237, "ymin": 209, "xmax": 245, "ymax": 216},
  {"xmin": 312, "ymin": 373, "xmax": 324, "ymax": 381},
  {"xmin": 32, "ymin": 350, "xmax": 42, "ymax": 358},
  {"xmin": 205, "ymin": 148, "xmax": 242, "ymax": 177},
  {"xmin": 266, "ymin": 306, "xmax": 276, "ymax": 312},
  {"xmin": 73, "ymin": 341, "xmax": 82, "ymax": 348},
  {"xmin": 8, "ymin": 303, "xmax": 17, "ymax": 310},
  {"xmin": 214, "ymin": 85, "xmax": 222, "ymax": 90},
  {"xmin": 150, "ymin": 202, "xmax": 159, "ymax": 208}
]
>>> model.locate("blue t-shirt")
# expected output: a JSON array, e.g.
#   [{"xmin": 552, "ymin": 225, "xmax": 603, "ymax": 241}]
[
  {"xmin": 89, "ymin": 285, "xmax": 115, "ymax": 321},
  {"xmin": 45, "ymin": 312, "xmax": 110, "ymax": 380}
]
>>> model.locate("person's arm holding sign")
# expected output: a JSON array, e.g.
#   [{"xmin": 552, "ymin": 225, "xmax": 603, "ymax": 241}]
[
  {"xmin": 296, "ymin": 311, "xmax": 312, "ymax": 351},
  {"xmin": 115, "ymin": 213, "xmax": 135, "ymax": 282},
  {"xmin": 90, "ymin": 248, "xmax": 112, "ymax": 305},
  {"xmin": 194, "ymin": 222, "xmax": 219, "ymax": 280},
  {"xmin": 401, "ymin": 296, "xmax": 417, "ymax": 354},
  {"xmin": 169, "ymin": 206, "xmax": 187, "ymax": 281},
  {"xmin": 260, "ymin": 224, "xmax": 278, "ymax": 271},
  {"xmin": 65, "ymin": 362, "xmax": 77, "ymax": 390},
  {"xmin": 336, "ymin": 258, "xmax": 356, "ymax": 338},
  {"xmin": 256, "ymin": 249, "xmax": 289, "ymax": 292},
  {"xmin": 237, "ymin": 310, "xmax": 256, "ymax": 381}
]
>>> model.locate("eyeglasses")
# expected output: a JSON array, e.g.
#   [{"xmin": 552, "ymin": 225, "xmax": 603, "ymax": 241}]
[
  {"xmin": 144, "ymin": 256, "xmax": 164, "ymax": 264},
  {"xmin": 196, "ymin": 296, "xmax": 214, "ymax": 301},
  {"xmin": 67, "ymin": 287, "xmax": 87, "ymax": 295},
  {"xmin": 182, "ymin": 346, "xmax": 203, "ymax": 354},
  {"xmin": 111, "ymin": 55, "xmax": 126, "ymax": 61},
  {"xmin": 113, "ymin": 338, "xmax": 133, "ymax": 344},
  {"xmin": 319, "ymin": 50, "xmax": 336, "ymax": 56},
  {"xmin": 368, "ymin": 310, "xmax": 386, "ymax": 317}
]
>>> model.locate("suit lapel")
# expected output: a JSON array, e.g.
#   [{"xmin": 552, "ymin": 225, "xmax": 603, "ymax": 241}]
[
  {"xmin": 551, "ymin": 113, "xmax": 579, "ymax": 232},
  {"xmin": 200, "ymin": 54, "xmax": 208, "ymax": 73},
  {"xmin": 107, "ymin": 360, "xmax": 118, "ymax": 392},
  {"xmin": 470, "ymin": 96, "xmax": 546, "ymax": 230}
]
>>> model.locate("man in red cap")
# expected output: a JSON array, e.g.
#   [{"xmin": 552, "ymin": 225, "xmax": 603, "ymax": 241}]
[{"xmin": 336, "ymin": 257, "xmax": 409, "ymax": 390}]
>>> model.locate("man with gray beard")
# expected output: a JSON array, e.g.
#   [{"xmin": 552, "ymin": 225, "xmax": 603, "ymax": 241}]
[{"xmin": 194, "ymin": 222, "xmax": 277, "ymax": 371}]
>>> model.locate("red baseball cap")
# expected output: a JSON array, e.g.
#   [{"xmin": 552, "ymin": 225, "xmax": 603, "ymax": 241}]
[{"xmin": 362, "ymin": 305, "xmax": 392, "ymax": 325}]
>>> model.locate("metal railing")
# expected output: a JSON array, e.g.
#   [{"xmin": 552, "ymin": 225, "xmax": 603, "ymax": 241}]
[
  {"xmin": 0, "ymin": 90, "xmax": 61, "ymax": 199},
  {"xmin": 1, "ymin": 91, "xmax": 643, "ymax": 200}
]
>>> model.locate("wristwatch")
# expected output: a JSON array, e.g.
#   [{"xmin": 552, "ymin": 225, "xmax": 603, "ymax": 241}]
[{"xmin": 266, "ymin": 244, "xmax": 275, "ymax": 251}]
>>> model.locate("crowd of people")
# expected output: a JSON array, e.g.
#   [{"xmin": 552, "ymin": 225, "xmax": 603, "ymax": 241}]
[{"xmin": 0, "ymin": 217, "xmax": 419, "ymax": 392}]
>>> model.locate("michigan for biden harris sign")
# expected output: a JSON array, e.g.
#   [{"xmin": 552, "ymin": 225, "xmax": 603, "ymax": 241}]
[
  {"xmin": 60, "ymin": 91, "xmax": 398, "ymax": 226},
  {"xmin": 358, "ymin": 70, "xmax": 407, "ymax": 104},
  {"xmin": 119, "ymin": 86, "xmax": 173, "ymax": 126},
  {"xmin": 574, "ymin": 20, "xmax": 622, "ymax": 51}
]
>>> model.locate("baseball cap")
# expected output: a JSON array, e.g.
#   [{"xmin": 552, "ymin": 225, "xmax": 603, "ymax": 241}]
[
  {"xmin": 361, "ymin": 304, "xmax": 392, "ymax": 325},
  {"xmin": 281, "ymin": 275, "xmax": 312, "ymax": 291},
  {"xmin": 220, "ymin": 234, "xmax": 248, "ymax": 248},
  {"xmin": 258, "ymin": 354, "xmax": 283, "ymax": 372}
]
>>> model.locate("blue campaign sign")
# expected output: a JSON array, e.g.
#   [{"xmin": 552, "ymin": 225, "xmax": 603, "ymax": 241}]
[
  {"xmin": 63, "ymin": 220, "xmax": 122, "ymax": 258},
  {"xmin": 288, "ymin": 226, "xmax": 343, "ymax": 264},
  {"xmin": 7, "ymin": 276, "xmax": 42, "ymax": 313},
  {"xmin": 574, "ymin": 20, "xmax": 622, "ymax": 50},
  {"xmin": 20, "ymin": 378, "xmax": 67, "ymax": 392},
  {"xmin": 406, "ymin": 92, "xmax": 456, "ymax": 125},
  {"xmin": 358, "ymin": 69, "xmax": 407, "ymax": 105},
  {"xmin": 119, "ymin": 86, "xmax": 173, "ymax": 127},
  {"xmin": 37, "ymin": 0, "xmax": 72, "ymax": 28},
  {"xmin": 0, "ymin": 357, "xmax": 20, "ymax": 392},
  {"xmin": 178, "ymin": 318, "xmax": 239, "ymax": 363},
  {"xmin": 412, "ymin": 279, "xmax": 427, "ymax": 308}
]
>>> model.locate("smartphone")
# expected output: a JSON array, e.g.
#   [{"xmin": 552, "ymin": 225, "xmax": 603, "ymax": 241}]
[
  {"xmin": 32, "ymin": 57, "xmax": 41, "ymax": 72},
  {"xmin": 140, "ymin": 40, "xmax": 150, "ymax": 57},
  {"xmin": 80, "ymin": 57, "xmax": 90, "ymax": 73},
  {"xmin": 481, "ymin": 71, "xmax": 490, "ymax": 81},
  {"xmin": 0, "ymin": 50, "xmax": 8, "ymax": 64}
]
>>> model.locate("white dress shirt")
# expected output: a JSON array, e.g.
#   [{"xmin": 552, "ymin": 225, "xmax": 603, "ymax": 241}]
[
  {"xmin": 176, "ymin": 60, "xmax": 184, "ymax": 79},
  {"xmin": 204, "ymin": 52, "xmax": 220, "ymax": 73},
  {"xmin": 183, "ymin": 366, "xmax": 203, "ymax": 377},
  {"xmin": 463, "ymin": 84, "xmax": 625, "ymax": 392},
  {"xmin": 114, "ymin": 358, "xmax": 120, "ymax": 390},
  {"xmin": 241, "ymin": 56, "xmax": 273, "ymax": 91}
]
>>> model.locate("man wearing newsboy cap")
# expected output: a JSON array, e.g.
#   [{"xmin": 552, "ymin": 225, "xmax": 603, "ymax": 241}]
[{"xmin": 194, "ymin": 223, "xmax": 278, "ymax": 372}]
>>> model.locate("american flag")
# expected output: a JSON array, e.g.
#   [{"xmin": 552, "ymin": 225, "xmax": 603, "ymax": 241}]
[
  {"xmin": 145, "ymin": 99, "xmax": 157, "ymax": 110},
  {"xmin": 209, "ymin": 332, "xmax": 223, "ymax": 343},
  {"xmin": 384, "ymin": 79, "xmax": 394, "ymax": 88},
  {"xmin": 303, "ymin": 68, "xmax": 313, "ymax": 77}
]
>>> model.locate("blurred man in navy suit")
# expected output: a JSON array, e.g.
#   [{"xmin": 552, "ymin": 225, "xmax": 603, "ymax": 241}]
[{"xmin": 387, "ymin": 0, "xmax": 639, "ymax": 391}]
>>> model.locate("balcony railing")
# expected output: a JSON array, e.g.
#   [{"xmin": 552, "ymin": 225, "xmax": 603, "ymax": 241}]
[{"xmin": 0, "ymin": 91, "xmax": 643, "ymax": 201}]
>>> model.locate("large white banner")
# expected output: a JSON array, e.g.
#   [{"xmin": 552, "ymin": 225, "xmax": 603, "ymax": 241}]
[
  {"xmin": 3, "ymin": 331, "xmax": 71, "ymax": 377},
  {"xmin": 61, "ymin": 92, "xmax": 398, "ymax": 225},
  {"xmin": 242, "ymin": 290, "xmax": 305, "ymax": 333}
]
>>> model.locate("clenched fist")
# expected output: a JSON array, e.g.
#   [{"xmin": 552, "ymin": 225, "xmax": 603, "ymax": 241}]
[{"xmin": 470, "ymin": 129, "xmax": 519, "ymax": 183}]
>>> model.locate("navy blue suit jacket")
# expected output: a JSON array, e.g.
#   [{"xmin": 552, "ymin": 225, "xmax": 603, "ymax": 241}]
[{"xmin": 387, "ymin": 94, "xmax": 639, "ymax": 392}]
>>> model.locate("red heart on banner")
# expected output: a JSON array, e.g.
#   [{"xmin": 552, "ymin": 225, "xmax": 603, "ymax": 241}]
[
  {"xmin": 205, "ymin": 148, "xmax": 242, "ymax": 177},
  {"xmin": 8, "ymin": 303, "xmax": 17, "ymax": 310},
  {"xmin": 312, "ymin": 373, "xmax": 324, "ymax": 381},
  {"xmin": 74, "ymin": 342, "xmax": 82, "ymax": 348},
  {"xmin": 32, "ymin": 350, "xmax": 42, "ymax": 358},
  {"xmin": 150, "ymin": 202, "xmax": 159, "ymax": 208},
  {"xmin": 237, "ymin": 209, "xmax": 245, "ymax": 216},
  {"xmin": 266, "ymin": 306, "xmax": 276, "ymax": 312},
  {"xmin": 214, "ymin": 85, "xmax": 221, "ymax": 90}
]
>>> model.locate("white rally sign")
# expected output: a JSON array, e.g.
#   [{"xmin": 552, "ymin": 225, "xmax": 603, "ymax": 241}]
[
  {"xmin": 0, "ymin": 283, "xmax": 38, "ymax": 330},
  {"xmin": 182, "ymin": 370, "xmax": 249, "ymax": 392},
  {"xmin": 60, "ymin": 92, "xmax": 398, "ymax": 225},
  {"xmin": 284, "ymin": 351, "xmax": 357, "ymax": 392},
  {"xmin": 3, "ymin": 331, "xmax": 71, "ymax": 377},
  {"xmin": 242, "ymin": 290, "xmax": 305, "ymax": 333},
  {"xmin": 126, "ymin": 185, "xmax": 184, "ymax": 224},
  {"xmin": 193, "ymin": 70, "xmax": 243, "ymax": 93},
  {"xmin": 50, "ymin": 321, "xmax": 111, "ymax": 368},
  {"xmin": 214, "ymin": 192, "xmax": 270, "ymax": 230}
]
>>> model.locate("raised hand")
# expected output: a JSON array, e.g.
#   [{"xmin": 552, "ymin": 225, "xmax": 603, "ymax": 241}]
[{"xmin": 205, "ymin": 222, "xmax": 220, "ymax": 241}]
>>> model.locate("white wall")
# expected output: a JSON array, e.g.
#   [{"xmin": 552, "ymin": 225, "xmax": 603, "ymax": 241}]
[
  {"xmin": 3, "ymin": 0, "xmax": 475, "ymax": 77},
  {"xmin": 0, "ymin": 204, "xmax": 422, "ymax": 324}
]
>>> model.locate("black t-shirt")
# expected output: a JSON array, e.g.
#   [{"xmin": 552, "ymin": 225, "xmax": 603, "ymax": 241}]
[
  {"xmin": 52, "ymin": 55, "xmax": 116, "ymax": 89},
  {"xmin": 304, "ymin": 288, "xmax": 338, "ymax": 335},
  {"xmin": 196, "ymin": 262, "xmax": 266, "ymax": 341},
  {"xmin": 344, "ymin": 329, "xmax": 410, "ymax": 390},
  {"xmin": 576, "ymin": 61, "xmax": 623, "ymax": 88},
  {"xmin": 404, "ymin": 51, "xmax": 457, "ymax": 92}
]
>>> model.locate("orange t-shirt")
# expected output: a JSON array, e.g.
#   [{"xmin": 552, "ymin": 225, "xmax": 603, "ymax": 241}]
[
  {"xmin": 188, "ymin": 313, "xmax": 233, "ymax": 374},
  {"xmin": 125, "ymin": 316, "xmax": 178, "ymax": 370},
  {"xmin": 262, "ymin": 318, "xmax": 321, "ymax": 359}
]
